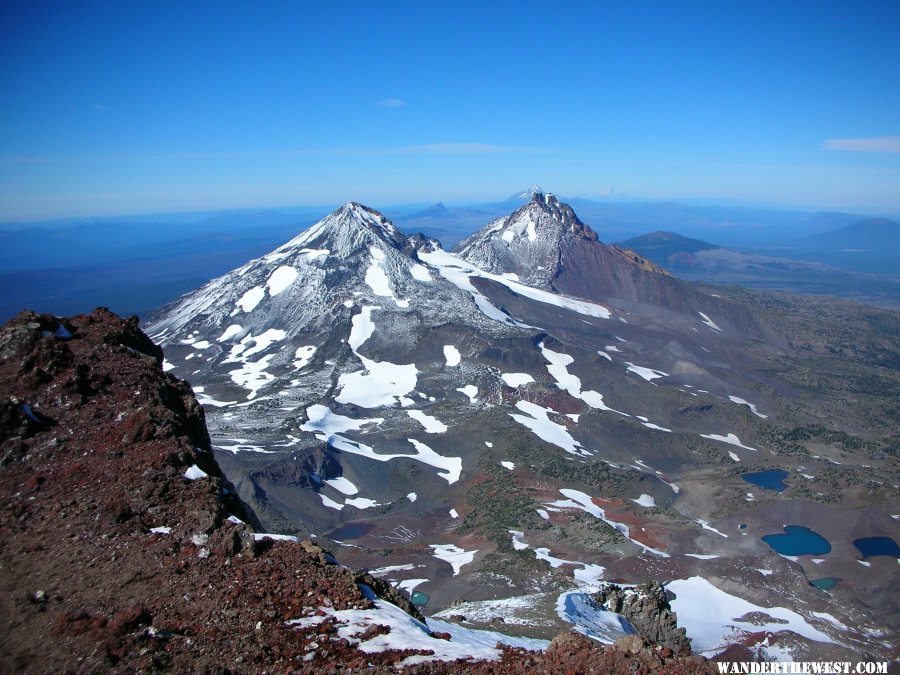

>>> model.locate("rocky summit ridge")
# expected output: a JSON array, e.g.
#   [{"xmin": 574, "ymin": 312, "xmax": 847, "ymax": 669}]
[
  {"xmin": 455, "ymin": 192, "xmax": 712, "ymax": 311},
  {"xmin": 0, "ymin": 308, "xmax": 719, "ymax": 673}
]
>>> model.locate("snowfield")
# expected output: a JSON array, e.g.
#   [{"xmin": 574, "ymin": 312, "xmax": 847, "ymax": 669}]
[{"xmin": 667, "ymin": 576, "xmax": 834, "ymax": 656}]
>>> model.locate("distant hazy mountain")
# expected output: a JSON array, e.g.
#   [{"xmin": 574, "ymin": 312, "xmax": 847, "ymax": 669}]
[
  {"xmin": 618, "ymin": 231, "xmax": 718, "ymax": 261},
  {"xmin": 795, "ymin": 217, "xmax": 900, "ymax": 251},
  {"xmin": 620, "ymin": 231, "xmax": 900, "ymax": 310}
]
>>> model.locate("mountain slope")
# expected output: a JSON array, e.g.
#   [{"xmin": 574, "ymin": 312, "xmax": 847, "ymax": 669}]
[
  {"xmin": 454, "ymin": 193, "xmax": 730, "ymax": 313},
  {"xmin": 145, "ymin": 201, "xmax": 899, "ymax": 662}
]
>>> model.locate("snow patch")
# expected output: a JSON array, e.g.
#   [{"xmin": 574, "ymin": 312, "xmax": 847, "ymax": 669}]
[
  {"xmin": 624, "ymin": 362, "xmax": 669, "ymax": 382},
  {"xmin": 324, "ymin": 476, "xmax": 359, "ymax": 496},
  {"xmin": 217, "ymin": 324, "xmax": 243, "ymax": 342},
  {"xmin": 457, "ymin": 385, "xmax": 478, "ymax": 403},
  {"xmin": 267, "ymin": 265, "xmax": 298, "ymax": 296},
  {"xmin": 430, "ymin": 544, "xmax": 477, "ymax": 576},
  {"xmin": 728, "ymin": 395, "xmax": 768, "ymax": 419},
  {"xmin": 667, "ymin": 576, "xmax": 833, "ymax": 656},
  {"xmin": 698, "ymin": 312, "xmax": 722, "ymax": 332},
  {"xmin": 293, "ymin": 345, "xmax": 316, "ymax": 370},
  {"xmin": 631, "ymin": 494, "xmax": 656, "ymax": 507},
  {"xmin": 509, "ymin": 400, "xmax": 589, "ymax": 457},
  {"xmin": 695, "ymin": 519, "xmax": 728, "ymax": 538},
  {"xmin": 183, "ymin": 464, "xmax": 209, "ymax": 480},
  {"xmin": 701, "ymin": 432, "xmax": 758, "ymax": 452},
  {"xmin": 407, "ymin": 410, "xmax": 448, "ymax": 433},
  {"xmin": 235, "ymin": 286, "xmax": 265, "ymax": 313},
  {"xmin": 541, "ymin": 343, "xmax": 627, "ymax": 415},
  {"xmin": 501, "ymin": 372, "xmax": 534, "ymax": 387},
  {"xmin": 443, "ymin": 345, "xmax": 461, "ymax": 366}
]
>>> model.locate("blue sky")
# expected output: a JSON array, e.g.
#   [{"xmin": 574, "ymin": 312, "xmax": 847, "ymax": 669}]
[{"xmin": 1, "ymin": 1, "xmax": 899, "ymax": 220}]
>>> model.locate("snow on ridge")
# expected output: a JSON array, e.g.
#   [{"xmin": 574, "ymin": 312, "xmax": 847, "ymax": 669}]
[
  {"xmin": 549, "ymin": 489, "xmax": 669, "ymax": 558},
  {"xmin": 728, "ymin": 395, "xmax": 768, "ymax": 419},
  {"xmin": 407, "ymin": 439, "xmax": 461, "ymax": 483},
  {"xmin": 419, "ymin": 248, "xmax": 610, "ymax": 325},
  {"xmin": 346, "ymin": 497, "xmax": 381, "ymax": 509},
  {"xmin": 364, "ymin": 246, "xmax": 408, "ymax": 308},
  {"xmin": 303, "ymin": 412, "xmax": 462, "ymax": 483},
  {"xmin": 540, "ymin": 343, "xmax": 628, "ymax": 416},
  {"xmin": 700, "ymin": 432, "xmax": 758, "ymax": 452},
  {"xmin": 698, "ymin": 312, "xmax": 722, "ymax": 332},
  {"xmin": 624, "ymin": 362, "xmax": 669, "ymax": 382},
  {"xmin": 300, "ymin": 404, "xmax": 384, "ymax": 436},
  {"xmin": 509, "ymin": 400, "xmax": 589, "ymax": 457}
]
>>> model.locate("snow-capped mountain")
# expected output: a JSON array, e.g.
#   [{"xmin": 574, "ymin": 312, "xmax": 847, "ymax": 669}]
[
  {"xmin": 510, "ymin": 184, "xmax": 544, "ymax": 201},
  {"xmin": 143, "ymin": 199, "xmax": 897, "ymax": 663},
  {"xmin": 455, "ymin": 192, "xmax": 707, "ymax": 310}
]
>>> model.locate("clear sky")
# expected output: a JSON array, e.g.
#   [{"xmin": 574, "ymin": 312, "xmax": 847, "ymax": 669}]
[{"xmin": 1, "ymin": 0, "xmax": 899, "ymax": 220}]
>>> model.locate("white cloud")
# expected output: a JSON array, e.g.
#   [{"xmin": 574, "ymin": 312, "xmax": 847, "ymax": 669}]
[
  {"xmin": 823, "ymin": 136, "xmax": 900, "ymax": 154},
  {"xmin": 92, "ymin": 103, "xmax": 110, "ymax": 112},
  {"xmin": 377, "ymin": 98, "xmax": 406, "ymax": 108}
]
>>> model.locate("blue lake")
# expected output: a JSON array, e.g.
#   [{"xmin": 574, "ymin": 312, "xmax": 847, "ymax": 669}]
[
  {"xmin": 762, "ymin": 525, "xmax": 831, "ymax": 556},
  {"xmin": 742, "ymin": 469, "xmax": 789, "ymax": 492},
  {"xmin": 853, "ymin": 536, "xmax": 900, "ymax": 559},
  {"xmin": 328, "ymin": 522, "xmax": 373, "ymax": 540},
  {"xmin": 410, "ymin": 591, "xmax": 430, "ymax": 606},
  {"xmin": 809, "ymin": 578, "xmax": 839, "ymax": 590}
]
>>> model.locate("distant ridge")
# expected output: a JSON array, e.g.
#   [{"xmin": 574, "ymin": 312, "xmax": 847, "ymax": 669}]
[{"xmin": 795, "ymin": 217, "xmax": 899, "ymax": 251}]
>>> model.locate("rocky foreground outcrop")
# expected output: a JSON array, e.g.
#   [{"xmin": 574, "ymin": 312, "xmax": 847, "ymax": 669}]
[
  {"xmin": 0, "ymin": 308, "xmax": 716, "ymax": 673},
  {"xmin": 593, "ymin": 581, "xmax": 692, "ymax": 655}
]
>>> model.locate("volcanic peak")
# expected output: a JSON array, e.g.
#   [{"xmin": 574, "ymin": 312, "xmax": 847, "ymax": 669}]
[{"xmin": 275, "ymin": 201, "xmax": 408, "ymax": 259}]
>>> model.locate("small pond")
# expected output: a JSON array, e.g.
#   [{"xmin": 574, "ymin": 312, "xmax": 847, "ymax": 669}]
[
  {"xmin": 762, "ymin": 525, "xmax": 831, "ymax": 556},
  {"xmin": 328, "ymin": 522, "xmax": 374, "ymax": 540},
  {"xmin": 853, "ymin": 536, "xmax": 900, "ymax": 559},
  {"xmin": 410, "ymin": 591, "xmax": 430, "ymax": 606},
  {"xmin": 741, "ymin": 469, "xmax": 789, "ymax": 492},
  {"xmin": 809, "ymin": 578, "xmax": 839, "ymax": 590}
]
